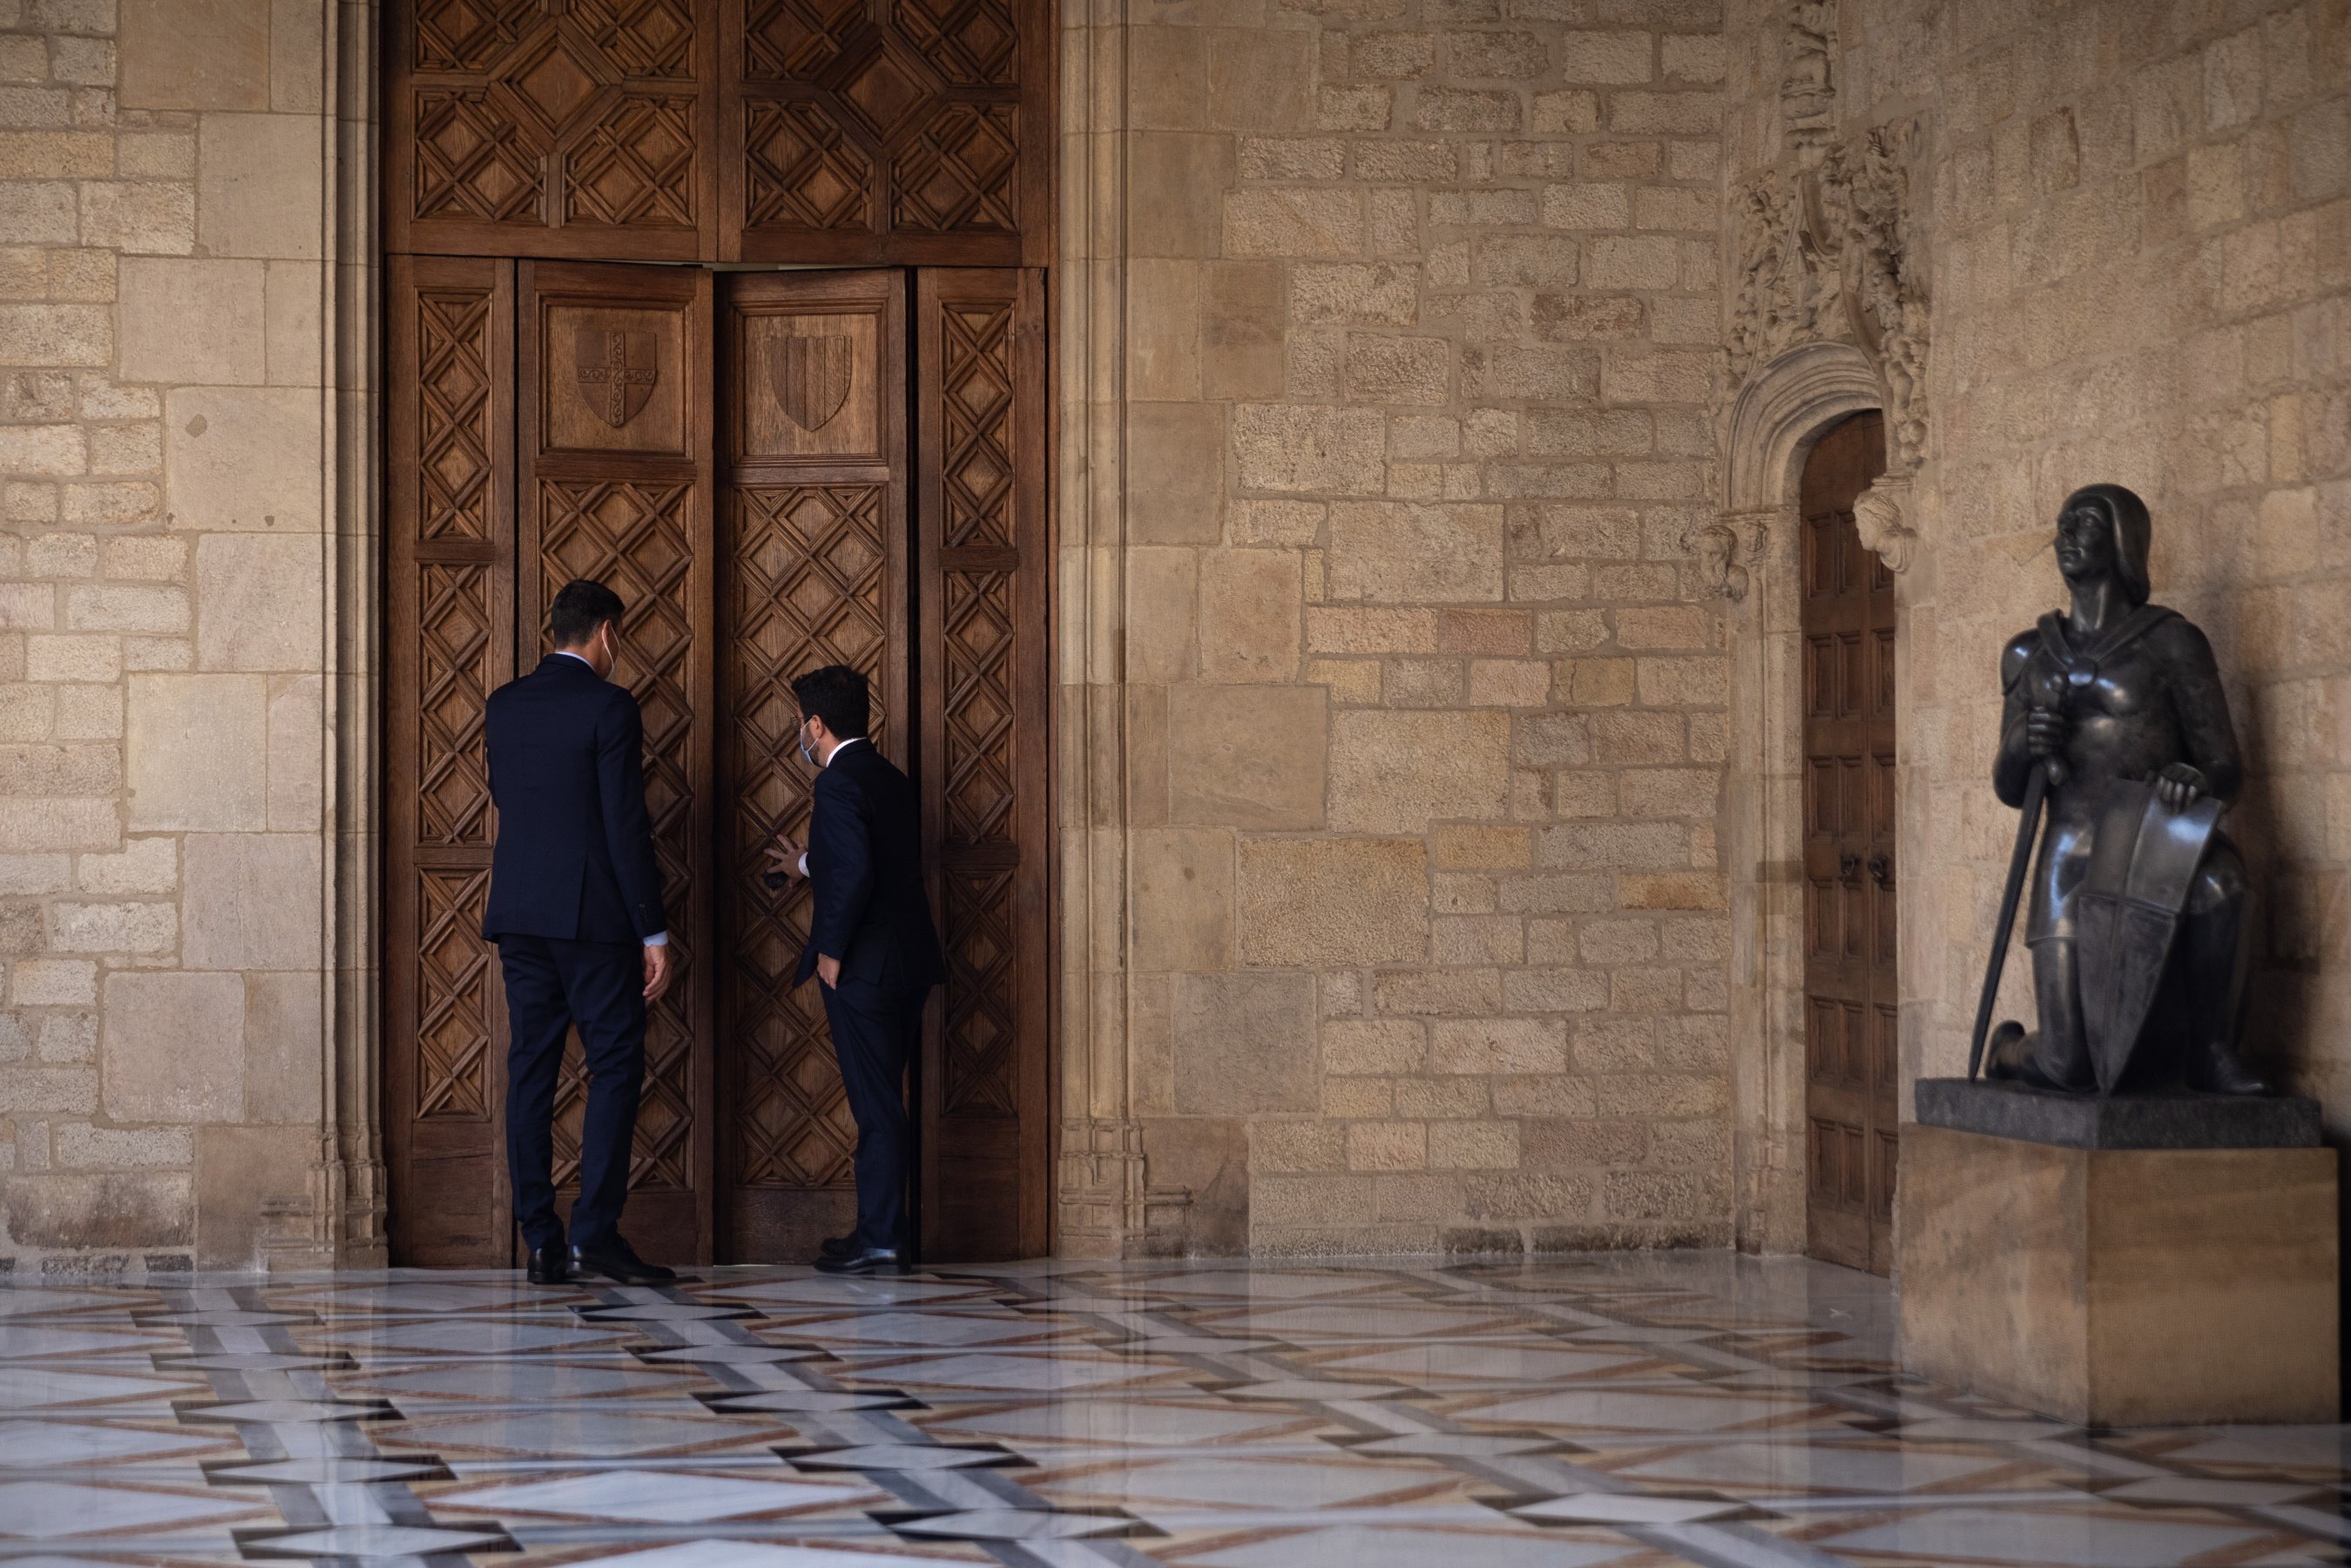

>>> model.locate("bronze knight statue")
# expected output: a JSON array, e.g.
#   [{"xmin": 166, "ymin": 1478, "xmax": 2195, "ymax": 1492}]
[{"xmin": 1973, "ymin": 483, "xmax": 2267, "ymax": 1098}]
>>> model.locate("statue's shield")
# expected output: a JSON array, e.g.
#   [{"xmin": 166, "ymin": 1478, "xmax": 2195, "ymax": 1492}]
[
  {"xmin": 2077, "ymin": 781, "xmax": 2227, "ymax": 1093},
  {"xmin": 771, "ymin": 335, "xmax": 854, "ymax": 432},
  {"xmin": 574, "ymin": 329, "xmax": 658, "ymax": 428}
]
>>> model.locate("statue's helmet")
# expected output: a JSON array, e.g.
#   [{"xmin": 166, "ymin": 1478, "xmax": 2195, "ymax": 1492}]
[{"xmin": 2058, "ymin": 483, "xmax": 2152, "ymax": 608}]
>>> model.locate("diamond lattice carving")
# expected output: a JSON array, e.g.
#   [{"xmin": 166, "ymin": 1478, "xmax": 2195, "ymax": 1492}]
[
  {"xmin": 726, "ymin": 485, "xmax": 890, "ymax": 1187},
  {"xmin": 564, "ymin": 95, "xmax": 698, "ymax": 228},
  {"xmin": 416, "ymin": 564, "xmax": 497, "ymax": 846},
  {"xmin": 414, "ymin": 0, "xmax": 538, "ymax": 71},
  {"xmin": 540, "ymin": 480, "xmax": 699, "ymax": 1193},
  {"xmin": 743, "ymin": 100, "xmax": 872, "ymax": 231},
  {"xmin": 415, "ymin": 90, "xmax": 544, "ymax": 222},
  {"xmin": 415, "ymin": 867, "xmax": 497, "ymax": 1119},
  {"xmin": 891, "ymin": 103, "xmax": 1017, "ymax": 232},
  {"xmin": 407, "ymin": 0, "xmax": 701, "ymax": 235},
  {"xmin": 942, "ymin": 571, "xmax": 1015, "ymax": 843},
  {"xmin": 941, "ymin": 869, "xmax": 1017, "ymax": 1116},
  {"xmin": 415, "ymin": 291, "xmax": 496, "ymax": 541},
  {"xmin": 743, "ymin": 0, "xmax": 867, "ymax": 81},
  {"xmin": 572, "ymin": 0, "xmax": 696, "ymax": 78},
  {"xmin": 938, "ymin": 304, "xmax": 1015, "ymax": 546},
  {"xmin": 892, "ymin": 0, "xmax": 1017, "ymax": 85}
]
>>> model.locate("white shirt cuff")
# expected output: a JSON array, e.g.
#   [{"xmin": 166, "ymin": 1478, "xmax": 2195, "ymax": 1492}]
[
  {"xmin": 798, "ymin": 853, "xmax": 808, "ymax": 875},
  {"xmin": 644, "ymin": 931, "xmax": 669, "ymax": 946}
]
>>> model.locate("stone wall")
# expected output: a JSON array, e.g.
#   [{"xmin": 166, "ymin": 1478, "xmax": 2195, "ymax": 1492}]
[
  {"xmin": 1108, "ymin": 0, "xmax": 1740, "ymax": 1255},
  {"xmin": 1713, "ymin": 0, "xmax": 2351, "ymax": 1245},
  {"xmin": 0, "ymin": 0, "xmax": 350, "ymax": 1270}
]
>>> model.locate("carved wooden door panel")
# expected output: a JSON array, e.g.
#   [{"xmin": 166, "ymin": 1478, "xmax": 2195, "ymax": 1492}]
[
  {"xmin": 386, "ymin": 255, "xmax": 517, "ymax": 1267},
  {"xmin": 517, "ymin": 260, "xmax": 719, "ymax": 1263},
  {"xmin": 915, "ymin": 269, "xmax": 1051, "ymax": 1261},
  {"xmin": 1801, "ymin": 410, "xmax": 1895, "ymax": 1275},
  {"xmin": 716, "ymin": 271, "xmax": 911, "ymax": 1259}
]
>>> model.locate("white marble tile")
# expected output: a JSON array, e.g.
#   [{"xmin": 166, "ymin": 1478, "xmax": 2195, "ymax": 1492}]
[
  {"xmin": 1621, "ymin": 1440, "xmax": 2008, "ymax": 1493},
  {"xmin": 255, "ymin": 1523, "xmax": 514, "ymax": 1556},
  {"xmin": 399, "ymin": 1409, "xmax": 776, "ymax": 1457},
  {"xmin": 2104, "ymin": 1476, "xmax": 2325, "ymax": 1506},
  {"xmin": 892, "ymin": 1509, "xmax": 1131, "ymax": 1538},
  {"xmin": 1463, "ymin": 1389, "xmax": 1808, "ymax": 1433},
  {"xmin": 0, "ymin": 1368, "xmax": 188, "ymax": 1409},
  {"xmin": 1819, "ymin": 1505, "xmax": 2267, "ymax": 1566},
  {"xmin": 1044, "ymin": 1456, "xmax": 1448, "ymax": 1509},
  {"xmin": 1510, "ymin": 1493, "xmax": 1747, "ymax": 1524},
  {"xmin": 437, "ymin": 1466, "xmax": 871, "ymax": 1520},
  {"xmin": 0, "ymin": 1420, "xmax": 220, "ymax": 1465},
  {"xmin": 363, "ymin": 1362, "xmax": 691, "ymax": 1401},
  {"xmin": 1319, "ymin": 1344, "xmax": 1643, "ymax": 1382},
  {"xmin": 1190, "ymin": 1522, "xmax": 1632, "ymax": 1567},
  {"xmin": 571, "ymin": 1544, "xmax": 982, "ymax": 1568},
  {"xmin": 785, "ymin": 1311, "xmax": 1070, "ymax": 1347},
  {"xmin": 934, "ymin": 1401, "xmax": 1294, "ymax": 1445},
  {"xmin": 0, "ymin": 1477, "xmax": 265, "ymax": 1538},
  {"xmin": 853, "ymin": 1352, "xmax": 1169, "ymax": 1391}
]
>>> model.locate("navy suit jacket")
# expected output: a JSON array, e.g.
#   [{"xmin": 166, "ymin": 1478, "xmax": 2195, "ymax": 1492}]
[
  {"xmin": 796, "ymin": 740, "xmax": 947, "ymax": 990},
  {"xmin": 482, "ymin": 653, "xmax": 668, "ymax": 945}
]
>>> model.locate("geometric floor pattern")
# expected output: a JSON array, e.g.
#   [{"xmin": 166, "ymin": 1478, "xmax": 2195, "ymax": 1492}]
[{"xmin": 2, "ymin": 1252, "xmax": 2348, "ymax": 1565}]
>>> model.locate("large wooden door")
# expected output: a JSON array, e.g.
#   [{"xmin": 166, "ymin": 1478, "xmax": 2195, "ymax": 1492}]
[
  {"xmin": 1800, "ymin": 410, "xmax": 1896, "ymax": 1275},
  {"xmin": 383, "ymin": 263, "xmax": 1051, "ymax": 1265},
  {"xmin": 716, "ymin": 270, "xmax": 910, "ymax": 1259}
]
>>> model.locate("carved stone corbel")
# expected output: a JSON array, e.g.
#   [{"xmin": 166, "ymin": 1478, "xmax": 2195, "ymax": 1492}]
[
  {"xmin": 1851, "ymin": 475, "xmax": 1916, "ymax": 572},
  {"xmin": 1694, "ymin": 523, "xmax": 1749, "ymax": 601}
]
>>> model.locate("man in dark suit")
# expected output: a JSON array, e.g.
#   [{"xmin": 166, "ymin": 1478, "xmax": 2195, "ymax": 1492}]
[
  {"xmin": 484, "ymin": 578, "xmax": 677, "ymax": 1287},
  {"xmin": 765, "ymin": 664, "xmax": 945, "ymax": 1275}
]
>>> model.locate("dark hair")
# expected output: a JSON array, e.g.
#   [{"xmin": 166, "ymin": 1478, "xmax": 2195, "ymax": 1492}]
[
  {"xmin": 2059, "ymin": 483, "xmax": 2153, "ymax": 607},
  {"xmin": 550, "ymin": 578, "xmax": 625, "ymax": 648},
  {"xmin": 793, "ymin": 664, "xmax": 870, "ymax": 740}
]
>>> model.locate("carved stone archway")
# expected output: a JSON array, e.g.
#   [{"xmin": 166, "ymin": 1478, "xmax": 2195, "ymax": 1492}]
[{"xmin": 1717, "ymin": 340, "xmax": 1901, "ymax": 1254}]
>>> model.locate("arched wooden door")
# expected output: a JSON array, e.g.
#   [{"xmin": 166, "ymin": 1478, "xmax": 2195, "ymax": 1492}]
[
  {"xmin": 1800, "ymin": 411, "xmax": 1896, "ymax": 1274},
  {"xmin": 380, "ymin": 0, "xmax": 1053, "ymax": 1268}
]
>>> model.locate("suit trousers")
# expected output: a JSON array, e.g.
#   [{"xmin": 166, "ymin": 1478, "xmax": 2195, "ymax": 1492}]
[
  {"xmin": 820, "ymin": 977, "xmax": 930, "ymax": 1251},
  {"xmin": 497, "ymin": 934, "xmax": 645, "ymax": 1253}
]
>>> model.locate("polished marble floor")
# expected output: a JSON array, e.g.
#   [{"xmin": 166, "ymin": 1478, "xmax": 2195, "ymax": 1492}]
[{"xmin": 2, "ymin": 1251, "xmax": 2348, "ymax": 1565}]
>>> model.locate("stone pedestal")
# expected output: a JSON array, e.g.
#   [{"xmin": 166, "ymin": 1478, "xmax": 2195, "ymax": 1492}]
[{"xmin": 1898, "ymin": 1082, "xmax": 2339, "ymax": 1426}]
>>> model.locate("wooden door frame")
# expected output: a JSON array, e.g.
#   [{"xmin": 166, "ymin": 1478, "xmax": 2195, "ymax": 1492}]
[{"xmin": 1718, "ymin": 341, "xmax": 1914, "ymax": 1260}]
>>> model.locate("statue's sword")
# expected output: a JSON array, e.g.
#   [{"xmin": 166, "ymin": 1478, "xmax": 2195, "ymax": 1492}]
[{"xmin": 1968, "ymin": 666, "xmax": 2069, "ymax": 1080}]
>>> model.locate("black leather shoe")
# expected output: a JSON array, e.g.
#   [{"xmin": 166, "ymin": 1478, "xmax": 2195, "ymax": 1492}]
[
  {"xmin": 525, "ymin": 1245, "xmax": 571, "ymax": 1285},
  {"xmin": 814, "ymin": 1246, "xmax": 907, "ymax": 1276},
  {"xmin": 816, "ymin": 1234, "xmax": 856, "ymax": 1261},
  {"xmin": 571, "ymin": 1236, "xmax": 678, "ymax": 1285}
]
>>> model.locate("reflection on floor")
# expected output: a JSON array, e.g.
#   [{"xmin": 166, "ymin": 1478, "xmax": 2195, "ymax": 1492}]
[{"xmin": 1, "ymin": 1251, "xmax": 2347, "ymax": 1565}]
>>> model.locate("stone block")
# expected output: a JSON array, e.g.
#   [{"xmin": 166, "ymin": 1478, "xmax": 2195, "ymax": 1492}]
[
  {"xmin": 1224, "ymin": 188, "xmax": 1362, "ymax": 258},
  {"xmin": 1239, "ymin": 835, "xmax": 1426, "ymax": 966},
  {"xmin": 1172, "ymin": 971, "xmax": 1317, "ymax": 1113},
  {"xmin": 1432, "ymin": 1017, "xmax": 1564, "ymax": 1074},
  {"xmin": 125, "ymin": 672, "xmax": 267, "ymax": 830},
  {"xmin": 1130, "ymin": 133, "xmax": 1233, "ymax": 258},
  {"xmin": 1200, "ymin": 260, "xmax": 1285, "ymax": 399},
  {"xmin": 267, "ymin": 673, "xmax": 321, "ymax": 829},
  {"xmin": 10, "ymin": 957, "xmax": 96, "ymax": 1004},
  {"xmin": 181, "ymin": 832, "xmax": 322, "ymax": 970},
  {"xmin": 1138, "ymin": 1117, "xmax": 1249, "ymax": 1254},
  {"xmin": 199, "ymin": 112, "xmax": 323, "ymax": 259},
  {"xmin": 119, "ymin": 259, "xmax": 264, "ymax": 383},
  {"xmin": 1345, "ymin": 335, "xmax": 1450, "ymax": 405},
  {"xmin": 196, "ymin": 533, "xmax": 322, "ymax": 670},
  {"xmin": 1127, "ymin": 401, "xmax": 1225, "ymax": 545},
  {"xmin": 1131, "ymin": 827, "xmax": 1234, "ymax": 971},
  {"xmin": 0, "ymin": 302, "xmax": 108, "ymax": 364},
  {"xmin": 120, "ymin": 0, "xmax": 270, "ymax": 110},
  {"xmin": 264, "ymin": 259, "xmax": 322, "ymax": 385},
  {"xmin": 79, "ymin": 182, "xmax": 197, "ymax": 255},
  {"xmin": 1899, "ymin": 1123, "xmax": 2339, "ymax": 1425},
  {"xmin": 3, "ymin": 1172, "xmax": 192, "ymax": 1249},
  {"xmin": 1327, "ymin": 502, "xmax": 1502, "ymax": 602},
  {"xmin": 244, "ymin": 968, "xmax": 322, "ymax": 1123},
  {"xmin": 166, "ymin": 387, "xmax": 321, "ymax": 529},
  {"xmin": 1209, "ymin": 28, "xmax": 1314, "ymax": 131},
  {"xmin": 0, "ymin": 799, "xmax": 117, "ymax": 854},
  {"xmin": 102, "ymin": 970, "xmax": 243, "ymax": 1122},
  {"xmin": 1291, "ymin": 262, "xmax": 1419, "ymax": 326},
  {"xmin": 195, "ymin": 1123, "xmax": 309, "ymax": 1268},
  {"xmin": 1167, "ymin": 683, "xmax": 1326, "ymax": 828},
  {"xmin": 1328, "ymin": 708, "xmax": 1507, "ymax": 832},
  {"xmin": 1197, "ymin": 549, "xmax": 1300, "ymax": 682}
]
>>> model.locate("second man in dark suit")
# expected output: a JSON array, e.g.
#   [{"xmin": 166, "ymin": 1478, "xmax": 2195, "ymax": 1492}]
[{"xmin": 766, "ymin": 664, "xmax": 945, "ymax": 1274}]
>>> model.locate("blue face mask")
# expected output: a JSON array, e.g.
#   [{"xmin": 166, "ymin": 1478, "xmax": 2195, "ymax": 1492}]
[{"xmin": 797, "ymin": 721, "xmax": 819, "ymax": 768}]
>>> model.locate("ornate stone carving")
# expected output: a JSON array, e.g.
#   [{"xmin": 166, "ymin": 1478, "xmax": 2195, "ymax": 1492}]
[
  {"xmin": 1780, "ymin": 1, "xmax": 1838, "ymax": 163},
  {"xmin": 1695, "ymin": 522, "xmax": 1749, "ymax": 601},
  {"xmin": 1851, "ymin": 475, "xmax": 1916, "ymax": 572},
  {"xmin": 1727, "ymin": 119, "xmax": 1930, "ymax": 476}
]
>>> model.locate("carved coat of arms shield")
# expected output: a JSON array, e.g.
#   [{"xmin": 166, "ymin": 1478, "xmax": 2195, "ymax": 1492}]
[
  {"xmin": 770, "ymin": 335, "xmax": 855, "ymax": 432},
  {"xmin": 574, "ymin": 328, "xmax": 659, "ymax": 428}
]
